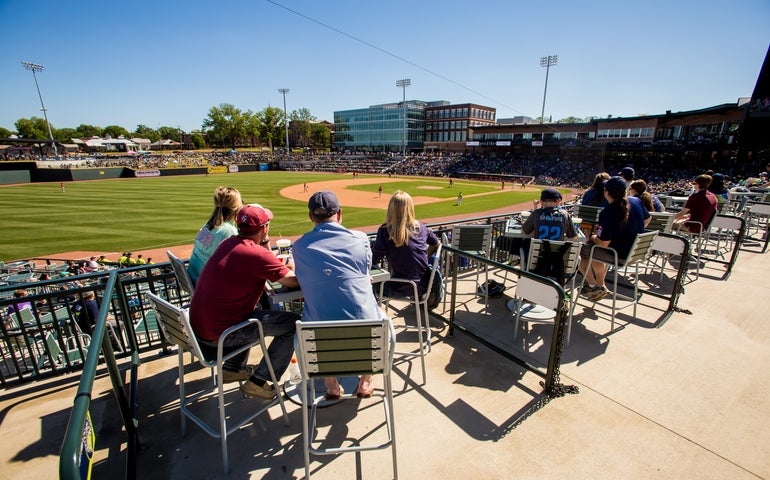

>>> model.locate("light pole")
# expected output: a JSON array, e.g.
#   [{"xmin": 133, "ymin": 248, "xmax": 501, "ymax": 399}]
[
  {"xmin": 21, "ymin": 61, "xmax": 58, "ymax": 157},
  {"xmin": 278, "ymin": 88, "xmax": 290, "ymax": 156},
  {"xmin": 539, "ymin": 55, "xmax": 558, "ymax": 124},
  {"xmin": 396, "ymin": 78, "xmax": 411, "ymax": 156}
]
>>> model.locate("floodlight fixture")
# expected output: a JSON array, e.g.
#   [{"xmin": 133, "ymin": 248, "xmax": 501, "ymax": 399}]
[
  {"xmin": 278, "ymin": 88, "xmax": 290, "ymax": 155},
  {"xmin": 396, "ymin": 78, "xmax": 411, "ymax": 155},
  {"xmin": 21, "ymin": 61, "xmax": 58, "ymax": 157},
  {"xmin": 539, "ymin": 55, "xmax": 558, "ymax": 124}
]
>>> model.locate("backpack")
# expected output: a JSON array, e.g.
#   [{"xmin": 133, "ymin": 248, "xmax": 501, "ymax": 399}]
[
  {"xmin": 532, "ymin": 240, "xmax": 572, "ymax": 286},
  {"xmin": 477, "ymin": 279, "xmax": 506, "ymax": 298}
]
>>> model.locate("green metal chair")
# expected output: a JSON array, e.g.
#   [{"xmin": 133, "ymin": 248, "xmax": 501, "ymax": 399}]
[
  {"xmin": 145, "ymin": 292, "xmax": 289, "ymax": 474},
  {"xmin": 295, "ymin": 317, "xmax": 398, "ymax": 480}
]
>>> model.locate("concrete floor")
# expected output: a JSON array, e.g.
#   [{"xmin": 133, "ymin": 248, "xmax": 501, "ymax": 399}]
[{"xmin": 1, "ymin": 237, "xmax": 769, "ymax": 479}]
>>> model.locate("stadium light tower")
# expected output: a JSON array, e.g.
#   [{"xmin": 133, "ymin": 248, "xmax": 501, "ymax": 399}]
[
  {"xmin": 539, "ymin": 55, "xmax": 558, "ymax": 124},
  {"xmin": 278, "ymin": 88, "xmax": 290, "ymax": 155},
  {"xmin": 21, "ymin": 61, "xmax": 58, "ymax": 157},
  {"xmin": 396, "ymin": 78, "xmax": 411, "ymax": 156}
]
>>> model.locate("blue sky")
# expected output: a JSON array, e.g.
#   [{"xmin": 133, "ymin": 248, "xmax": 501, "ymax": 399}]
[{"xmin": 1, "ymin": 0, "xmax": 768, "ymax": 133}]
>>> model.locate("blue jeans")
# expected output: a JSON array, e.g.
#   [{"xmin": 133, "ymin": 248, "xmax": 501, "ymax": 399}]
[{"xmin": 215, "ymin": 309, "xmax": 299, "ymax": 382}]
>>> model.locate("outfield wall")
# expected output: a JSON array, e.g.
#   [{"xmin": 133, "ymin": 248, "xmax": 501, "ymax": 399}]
[{"xmin": 0, "ymin": 170, "xmax": 31, "ymax": 184}]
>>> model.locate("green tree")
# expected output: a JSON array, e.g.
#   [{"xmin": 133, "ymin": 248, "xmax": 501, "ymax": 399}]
[
  {"xmin": 0, "ymin": 126, "xmax": 14, "ymax": 138},
  {"xmin": 289, "ymin": 108, "xmax": 315, "ymax": 148},
  {"xmin": 15, "ymin": 117, "xmax": 51, "ymax": 139},
  {"xmin": 54, "ymin": 127, "xmax": 78, "ymax": 142},
  {"xmin": 191, "ymin": 132, "xmax": 205, "ymax": 149},
  {"xmin": 76, "ymin": 124, "xmax": 103, "ymax": 138},
  {"xmin": 256, "ymin": 106, "xmax": 285, "ymax": 151},
  {"xmin": 310, "ymin": 122, "xmax": 331, "ymax": 150},
  {"xmin": 202, "ymin": 103, "xmax": 250, "ymax": 148},
  {"xmin": 157, "ymin": 126, "xmax": 181, "ymax": 142},
  {"xmin": 103, "ymin": 125, "xmax": 130, "ymax": 138},
  {"xmin": 134, "ymin": 124, "xmax": 160, "ymax": 142},
  {"xmin": 558, "ymin": 116, "xmax": 583, "ymax": 124}
]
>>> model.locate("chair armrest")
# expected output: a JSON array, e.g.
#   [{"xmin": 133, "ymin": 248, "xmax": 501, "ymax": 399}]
[{"xmin": 217, "ymin": 317, "xmax": 265, "ymax": 364}]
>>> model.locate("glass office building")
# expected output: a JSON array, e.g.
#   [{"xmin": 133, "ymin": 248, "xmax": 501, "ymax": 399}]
[{"xmin": 334, "ymin": 101, "xmax": 426, "ymax": 152}]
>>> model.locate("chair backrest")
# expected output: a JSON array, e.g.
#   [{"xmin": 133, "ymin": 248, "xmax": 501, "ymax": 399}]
[
  {"xmin": 524, "ymin": 239, "xmax": 581, "ymax": 285},
  {"xmin": 515, "ymin": 275, "xmax": 562, "ymax": 312},
  {"xmin": 451, "ymin": 225, "xmax": 492, "ymax": 255},
  {"xmin": 572, "ymin": 204, "xmax": 603, "ymax": 223},
  {"xmin": 709, "ymin": 214, "xmax": 742, "ymax": 232},
  {"xmin": 747, "ymin": 202, "xmax": 770, "ymax": 217},
  {"xmin": 421, "ymin": 242, "xmax": 443, "ymax": 302},
  {"xmin": 646, "ymin": 212, "xmax": 675, "ymax": 233},
  {"xmin": 146, "ymin": 292, "xmax": 198, "ymax": 357},
  {"xmin": 295, "ymin": 318, "xmax": 395, "ymax": 378},
  {"xmin": 166, "ymin": 250, "xmax": 195, "ymax": 298},
  {"xmin": 623, "ymin": 230, "xmax": 659, "ymax": 265}
]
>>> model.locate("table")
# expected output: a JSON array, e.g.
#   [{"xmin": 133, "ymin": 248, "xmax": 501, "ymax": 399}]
[{"xmin": 264, "ymin": 268, "xmax": 391, "ymax": 310}]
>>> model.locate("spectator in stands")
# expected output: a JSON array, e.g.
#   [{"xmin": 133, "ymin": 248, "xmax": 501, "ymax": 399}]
[
  {"xmin": 515, "ymin": 187, "xmax": 580, "ymax": 263},
  {"xmin": 87, "ymin": 256, "xmax": 100, "ymax": 271},
  {"xmin": 579, "ymin": 176, "xmax": 650, "ymax": 301},
  {"xmin": 74, "ymin": 291, "xmax": 99, "ymax": 335},
  {"xmin": 136, "ymin": 254, "xmax": 146, "ymax": 265},
  {"xmin": 118, "ymin": 253, "xmax": 128, "ymax": 266},
  {"xmin": 187, "ymin": 186, "xmax": 243, "ymax": 285},
  {"xmin": 372, "ymin": 190, "xmax": 440, "ymax": 298},
  {"xmin": 707, "ymin": 172, "xmax": 729, "ymax": 208},
  {"xmin": 629, "ymin": 179, "xmax": 665, "ymax": 213},
  {"xmin": 619, "ymin": 166, "xmax": 635, "ymax": 183},
  {"xmin": 581, "ymin": 172, "xmax": 610, "ymax": 207},
  {"xmin": 292, "ymin": 191, "xmax": 383, "ymax": 398},
  {"xmin": 673, "ymin": 174, "xmax": 718, "ymax": 233},
  {"xmin": 189, "ymin": 204, "xmax": 300, "ymax": 399},
  {"xmin": 5, "ymin": 289, "xmax": 32, "ymax": 327}
]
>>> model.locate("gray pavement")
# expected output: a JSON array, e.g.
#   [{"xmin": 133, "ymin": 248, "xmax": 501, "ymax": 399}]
[{"xmin": 1, "ymin": 241, "xmax": 769, "ymax": 479}]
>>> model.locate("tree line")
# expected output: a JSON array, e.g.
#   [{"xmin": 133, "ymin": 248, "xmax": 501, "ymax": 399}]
[{"xmin": 0, "ymin": 103, "xmax": 331, "ymax": 151}]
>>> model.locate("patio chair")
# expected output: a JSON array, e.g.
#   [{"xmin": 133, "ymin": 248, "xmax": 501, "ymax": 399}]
[
  {"xmin": 512, "ymin": 239, "xmax": 581, "ymax": 345},
  {"xmin": 379, "ymin": 242, "xmax": 442, "ymax": 384},
  {"xmin": 166, "ymin": 250, "xmax": 195, "ymax": 306},
  {"xmin": 743, "ymin": 202, "xmax": 770, "ymax": 253},
  {"xmin": 450, "ymin": 224, "xmax": 493, "ymax": 308},
  {"xmin": 37, "ymin": 330, "xmax": 90, "ymax": 369},
  {"xmin": 295, "ymin": 317, "xmax": 397, "ymax": 480},
  {"xmin": 571, "ymin": 204, "xmax": 603, "ymax": 237},
  {"xmin": 582, "ymin": 230, "xmax": 659, "ymax": 331},
  {"xmin": 646, "ymin": 212, "xmax": 675, "ymax": 233},
  {"xmin": 145, "ymin": 292, "xmax": 289, "ymax": 474}
]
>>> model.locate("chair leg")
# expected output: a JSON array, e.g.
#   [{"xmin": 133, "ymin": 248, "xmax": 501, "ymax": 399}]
[{"xmin": 177, "ymin": 351, "xmax": 187, "ymax": 437}]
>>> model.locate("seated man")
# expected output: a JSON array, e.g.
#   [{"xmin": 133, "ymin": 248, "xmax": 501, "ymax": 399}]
[
  {"xmin": 190, "ymin": 204, "xmax": 300, "ymax": 399},
  {"xmin": 293, "ymin": 191, "xmax": 384, "ymax": 398},
  {"xmin": 674, "ymin": 174, "xmax": 718, "ymax": 233}
]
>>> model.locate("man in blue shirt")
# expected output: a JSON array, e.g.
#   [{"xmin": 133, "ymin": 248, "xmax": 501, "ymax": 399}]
[{"xmin": 292, "ymin": 191, "xmax": 382, "ymax": 398}]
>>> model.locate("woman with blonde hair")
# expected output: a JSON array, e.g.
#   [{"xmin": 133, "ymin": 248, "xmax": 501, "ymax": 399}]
[
  {"xmin": 187, "ymin": 186, "xmax": 243, "ymax": 284},
  {"xmin": 372, "ymin": 190, "xmax": 439, "ymax": 297}
]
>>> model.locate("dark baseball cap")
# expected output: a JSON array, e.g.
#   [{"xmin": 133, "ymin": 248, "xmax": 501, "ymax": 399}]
[
  {"xmin": 540, "ymin": 188, "xmax": 562, "ymax": 201},
  {"xmin": 619, "ymin": 167, "xmax": 635, "ymax": 179},
  {"xmin": 308, "ymin": 190, "xmax": 340, "ymax": 218},
  {"xmin": 604, "ymin": 176, "xmax": 627, "ymax": 196}
]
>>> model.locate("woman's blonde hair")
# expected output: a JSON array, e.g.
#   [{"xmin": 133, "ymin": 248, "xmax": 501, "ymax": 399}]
[
  {"xmin": 205, "ymin": 186, "xmax": 242, "ymax": 230},
  {"xmin": 385, "ymin": 190, "xmax": 419, "ymax": 247}
]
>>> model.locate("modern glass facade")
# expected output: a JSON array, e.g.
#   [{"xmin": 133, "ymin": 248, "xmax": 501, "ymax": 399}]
[{"xmin": 334, "ymin": 101, "xmax": 425, "ymax": 152}]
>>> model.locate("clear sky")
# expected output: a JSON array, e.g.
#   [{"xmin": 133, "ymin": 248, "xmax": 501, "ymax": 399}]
[{"xmin": 1, "ymin": 0, "xmax": 768, "ymax": 134}]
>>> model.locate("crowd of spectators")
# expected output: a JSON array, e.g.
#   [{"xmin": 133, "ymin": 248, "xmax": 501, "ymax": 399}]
[{"xmin": 4, "ymin": 147, "xmax": 768, "ymax": 197}]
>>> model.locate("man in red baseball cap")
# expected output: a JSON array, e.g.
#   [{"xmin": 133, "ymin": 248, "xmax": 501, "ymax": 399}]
[{"xmin": 190, "ymin": 204, "xmax": 300, "ymax": 399}]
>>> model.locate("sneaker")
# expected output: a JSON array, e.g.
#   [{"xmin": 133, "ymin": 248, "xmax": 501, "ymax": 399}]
[
  {"xmin": 587, "ymin": 286, "xmax": 611, "ymax": 301},
  {"xmin": 240, "ymin": 378, "xmax": 277, "ymax": 399},
  {"xmin": 221, "ymin": 365, "xmax": 254, "ymax": 383},
  {"xmin": 580, "ymin": 285, "xmax": 600, "ymax": 298}
]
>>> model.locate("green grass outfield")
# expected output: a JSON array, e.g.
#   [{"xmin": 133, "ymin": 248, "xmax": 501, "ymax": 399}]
[{"xmin": 0, "ymin": 171, "xmax": 546, "ymax": 261}]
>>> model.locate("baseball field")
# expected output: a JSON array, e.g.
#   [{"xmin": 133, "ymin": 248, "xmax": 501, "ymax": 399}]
[{"xmin": 0, "ymin": 171, "xmax": 555, "ymax": 262}]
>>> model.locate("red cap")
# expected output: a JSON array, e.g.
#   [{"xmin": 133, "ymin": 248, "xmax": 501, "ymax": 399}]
[{"xmin": 237, "ymin": 204, "xmax": 273, "ymax": 234}]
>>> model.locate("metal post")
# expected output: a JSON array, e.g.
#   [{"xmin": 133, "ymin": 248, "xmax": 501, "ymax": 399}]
[
  {"xmin": 21, "ymin": 61, "xmax": 58, "ymax": 157},
  {"xmin": 278, "ymin": 88, "xmax": 290, "ymax": 156},
  {"xmin": 396, "ymin": 78, "xmax": 411, "ymax": 156},
  {"xmin": 539, "ymin": 55, "xmax": 558, "ymax": 124}
]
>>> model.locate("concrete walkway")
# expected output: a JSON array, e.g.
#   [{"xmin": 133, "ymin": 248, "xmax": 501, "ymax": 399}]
[{"xmin": 1, "ymin": 238, "xmax": 769, "ymax": 479}]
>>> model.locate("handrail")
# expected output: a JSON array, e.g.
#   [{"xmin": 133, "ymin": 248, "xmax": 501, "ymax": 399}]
[
  {"xmin": 442, "ymin": 244, "xmax": 570, "ymax": 393},
  {"xmin": 59, "ymin": 271, "xmax": 140, "ymax": 480}
]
